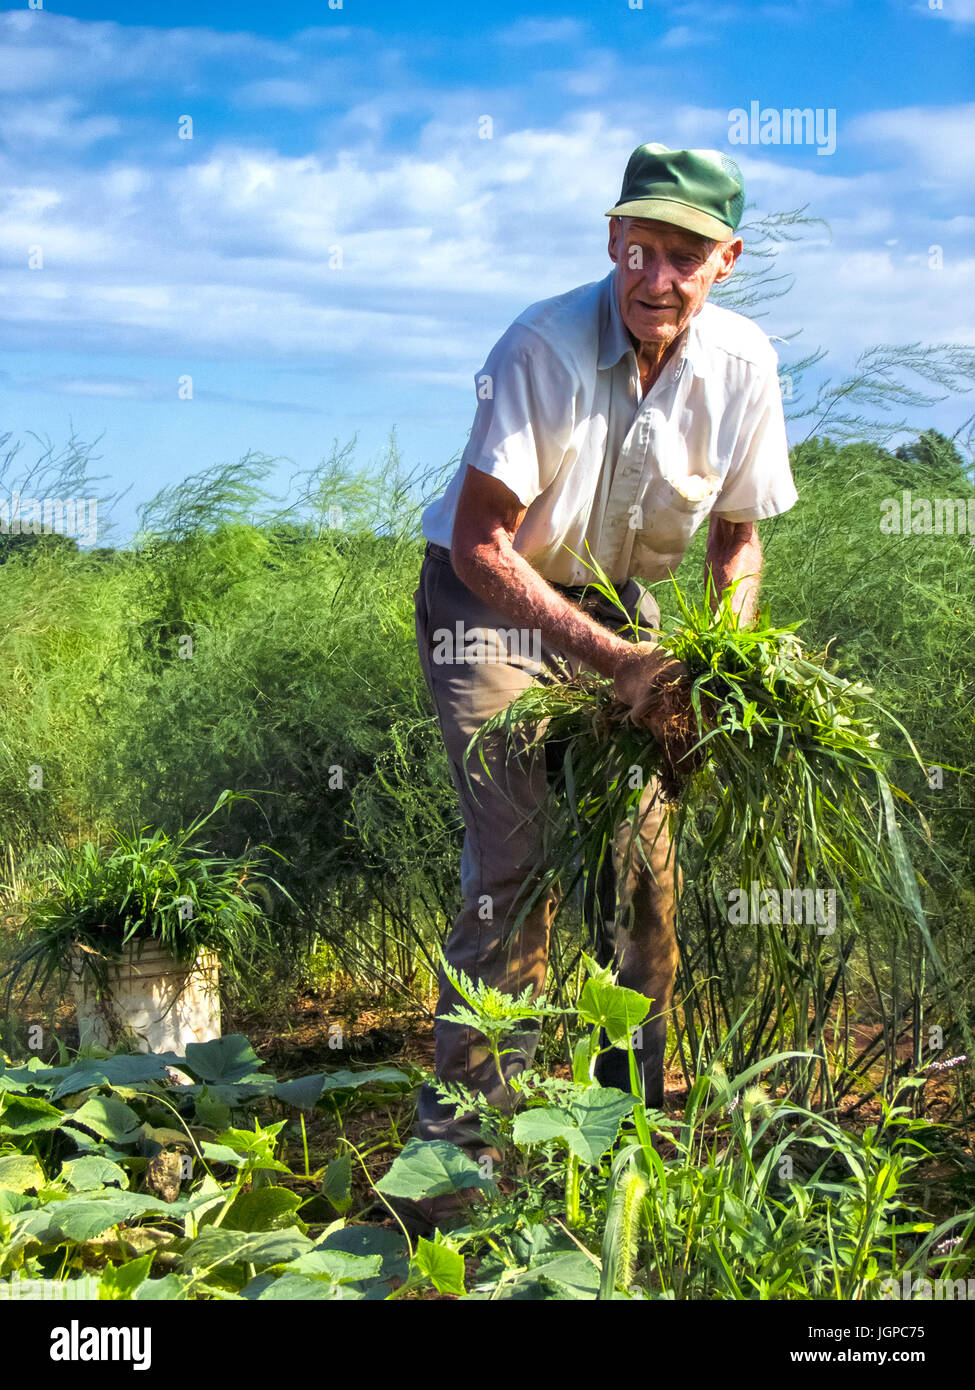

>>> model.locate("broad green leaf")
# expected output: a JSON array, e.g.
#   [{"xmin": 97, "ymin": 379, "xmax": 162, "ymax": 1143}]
[
  {"xmin": 192, "ymin": 1089, "xmax": 232, "ymax": 1131},
  {"xmin": 414, "ymin": 1237, "xmax": 466, "ymax": 1296},
  {"xmin": 63, "ymin": 1095, "xmax": 142, "ymax": 1144},
  {"xmin": 98, "ymin": 1252, "xmax": 154, "ymax": 1300},
  {"xmin": 0, "ymin": 1094, "xmax": 64, "ymax": 1136},
  {"xmin": 0, "ymin": 1190, "xmax": 37, "ymax": 1216},
  {"xmin": 471, "ymin": 1228, "xmax": 600, "ymax": 1301},
  {"xmin": 508, "ymin": 1220, "xmax": 580, "ymax": 1265},
  {"xmin": 576, "ymin": 977, "xmax": 650, "ymax": 1047},
  {"xmin": 49, "ymin": 1053, "xmax": 181, "ymax": 1102},
  {"xmin": 60, "ymin": 1155, "xmax": 129, "ymax": 1191},
  {"xmin": 512, "ymin": 1109, "xmax": 575, "ymax": 1147},
  {"xmin": 181, "ymin": 1225, "xmax": 312, "ymax": 1271},
  {"xmin": 199, "ymin": 1141, "xmax": 249, "ymax": 1168},
  {"xmin": 51, "ymin": 1193, "xmax": 181, "ymax": 1242},
  {"xmin": 203, "ymin": 1124, "xmax": 291, "ymax": 1174},
  {"xmin": 530, "ymin": 1250, "xmax": 600, "ymax": 1299},
  {"xmin": 65, "ymin": 1135, "xmax": 138, "ymax": 1163},
  {"xmin": 375, "ymin": 1139, "xmax": 495, "ymax": 1201},
  {"xmin": 133, "ymin": 1273, "xmax": 189, "ymax": 1301},
  {"xmin": 187, "ymin": 1080, "xmax": 276, "ymax": 1106},
  {"xmin": 314, "ymin": 1226, "xmax": 409, "ymax": 1285},
  {"xmin": 512, "ymin": 1089, "xmax": 634, "ymax": 1165},
  {"xmin": 217, "ymin": 1186, "xmax": 304, "ymax": 1233},
  {"xmin": 271, "ymin": 1074, "xmax": 327, "ymax": 1109},
  {"xmin": 181, "ymin": 1036, "xmax": 264, "ymax": 1085},
  {"xmin": 0, "ymin": 1058, "xmax": 64, "ymax": 1092},
  {"xmin": 0, "ymin": 1154, "xmax": 46, "ymax": 1192},
  {"xmin": 318, "ymin": 1067, "xmax": 410, "ymax": 1093},
  {"xmin": 272, "ymin": 1068, "xmax": 410, "ymax": 1109},
  {"xmin": 256, "ymin": 1273, "xmax": 346, "ymax": 1300},
  {"xmin": 45, "ymin": 1188, "xmax": 214, "ymax": 1243},
  {"xmin": 0, "ymin": 1207, "xmax": 58, "ymax": 1260},
  {"xmin": 321, "ymin": 1154, "xmax": 352, "ymax": 1214},
  {"xmin": 287, "ymin": 1248, "xmax": 383, "ymax": 1284}
]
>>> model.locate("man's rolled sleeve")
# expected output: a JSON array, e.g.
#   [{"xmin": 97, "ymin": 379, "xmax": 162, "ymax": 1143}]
[
  {"xmin": 712, "ymin": 362, "xmax": 798, "ymax": 523},
  {"xmin": 460, "ymin": 324, "xmax": 575, "ymax": 508}
]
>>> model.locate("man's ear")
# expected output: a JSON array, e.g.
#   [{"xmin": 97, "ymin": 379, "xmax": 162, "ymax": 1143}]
[
  {"xmin": 712, "ymin": 237, "xmax": 743, "ymax": 284},
  {"xmin": 607, "ymin": 216, "xmax": 623, "ymax": 265}
]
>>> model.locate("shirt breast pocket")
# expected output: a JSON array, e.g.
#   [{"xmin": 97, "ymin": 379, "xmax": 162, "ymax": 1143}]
[{"xmin": 640, "ymin": 469, "xmax": 721, "ymax": 538}]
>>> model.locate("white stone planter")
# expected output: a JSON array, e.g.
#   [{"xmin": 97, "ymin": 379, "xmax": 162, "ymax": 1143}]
[{"xmin": 69, "ymin": 941, "xmax": 221, "ymax": 1054}]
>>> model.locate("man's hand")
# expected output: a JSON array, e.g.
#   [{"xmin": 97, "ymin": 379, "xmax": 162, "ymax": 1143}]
[{"xmin": 614, "ymin": 641, "xmax": 690, "ymax": 742}]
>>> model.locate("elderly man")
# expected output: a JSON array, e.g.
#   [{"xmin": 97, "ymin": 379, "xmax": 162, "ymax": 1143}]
[{"xmin": 412, "ymin": 144, "xmax": 797, "ymax": 1183}]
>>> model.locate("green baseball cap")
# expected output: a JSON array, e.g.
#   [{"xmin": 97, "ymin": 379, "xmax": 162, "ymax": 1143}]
[{"xmin": 605, "ymin": 143, "xmax": 745, "ymax": 242}]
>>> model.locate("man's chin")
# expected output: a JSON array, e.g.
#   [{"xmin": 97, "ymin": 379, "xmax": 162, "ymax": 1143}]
[{"xmin": 632, "ymin": 323, "xmax": 677, "ymax": 348}]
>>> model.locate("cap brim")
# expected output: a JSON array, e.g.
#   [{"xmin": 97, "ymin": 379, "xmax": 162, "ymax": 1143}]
[{"xmin": 604, "ymin": 198, "xmax": 735, "ymax": 242}]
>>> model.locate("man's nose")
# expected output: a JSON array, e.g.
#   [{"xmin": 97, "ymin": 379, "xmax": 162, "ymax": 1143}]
[{"xmin": 638, "ymin": 255, "xmax": 676, "ymax": 293}]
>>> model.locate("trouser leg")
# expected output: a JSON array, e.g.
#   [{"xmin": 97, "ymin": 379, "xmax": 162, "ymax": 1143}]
[
  {"xmin": 414, "ymin": 550, "xmax": 560, "ymax": 1145},
  {"xmin": 417, "ymin": 739, "xmax": 557, "ymax": 1144},
  {"xmin": 592, "ymin": 781, "xmax": 680, "ymax": 1107}
]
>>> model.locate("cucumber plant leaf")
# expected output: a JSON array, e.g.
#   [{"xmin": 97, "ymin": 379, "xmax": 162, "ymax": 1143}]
[
  {"xmin": 321, "ymin": 1154, "xmax": 353, "ymax": 1214},
  {"xmin": 49, "ymin": 1053, "xmax": 181, "ymax": 1102},
  {"xmin": 254, "ymin": 1273, "xmax": 346, "ymax": 1300},
  {"xmin": 513, "ymin": 1088, "xmax": 635, "ymax": 1165},
  {"xmin": 0, "ymin": 1154, "xmax": 46, "ymax": 1193},
  {"xmin": 375, "ymin": 1139, "xmax": 495, "ymax": 1201},
  {"xmin": 214, "ymin": 1186, "xmax": 304, "ymax": 1233},
  {"xmin": 414, "ymin": 1237, "xmax": 466, "ymax": 1296},
  {"xmin": 59, "ymin": 1155, "xmax": 129, "ymax": 1190},
  {"xmin": 63, "ymin": 1095, "xmax": 142, "ymax": 1144},
  {"xmin": 180, "ymin": 1035, "xmax": 265, "ymax": 1085},
  {"xmin": 181, "ymin": 1225, "xmax": 312, "ymax": 1271},
  {"xmin": 287, "ymin": 1248, "xmax": 383, "ymax": 1284},
  {"xmin": 0, "ymin": 1094, "xmax": 64, "ymax": 1136},
  {"xmin": 576, "ymin": 975, "xmax": 651, "ymax": 1048}
]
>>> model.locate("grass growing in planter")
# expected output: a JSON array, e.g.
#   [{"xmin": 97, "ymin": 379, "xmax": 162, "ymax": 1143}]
[
  {"xmin": 470, "ymin": 558, "xmax": 958, "ymax": 1101},
  {"xmin": 3, "ymin": 790, "xmax": 289, "ymax": 1003}
]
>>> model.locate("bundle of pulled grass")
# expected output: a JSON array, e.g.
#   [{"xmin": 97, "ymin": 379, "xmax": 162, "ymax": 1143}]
[{"xmin": 470, "ymin": 571, "xmax": 938, "ymax": 963}]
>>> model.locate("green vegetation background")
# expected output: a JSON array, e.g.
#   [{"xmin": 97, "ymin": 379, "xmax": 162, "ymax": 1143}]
[{"xmin": 0, "ymin": 429, "xmax": 972, "ymax": 1060}]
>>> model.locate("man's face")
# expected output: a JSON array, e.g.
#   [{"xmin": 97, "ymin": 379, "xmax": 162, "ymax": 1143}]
[{"xmin": 608, "ymin": 216, "xmax": 742, "ymax": 353}]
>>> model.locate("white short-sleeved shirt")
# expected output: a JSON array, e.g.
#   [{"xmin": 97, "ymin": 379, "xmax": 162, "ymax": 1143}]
[{"xmin": 421, "ymin": 269, "xmax": 798, "ymax": 586}]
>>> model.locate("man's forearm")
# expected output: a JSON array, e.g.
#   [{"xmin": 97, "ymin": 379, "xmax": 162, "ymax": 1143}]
[
  {"xmin": 705, "ymin": 522, "xmax": 763, "ymax": 624},
  {"xmin": 451, "ymin": 535, "xmax": 632, "ymax": 677}
]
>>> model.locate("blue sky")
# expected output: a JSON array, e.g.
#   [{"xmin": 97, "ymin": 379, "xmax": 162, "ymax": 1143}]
[{"xmin": 2, "ymin": 0, "xmax": 973, "ymax": 541}]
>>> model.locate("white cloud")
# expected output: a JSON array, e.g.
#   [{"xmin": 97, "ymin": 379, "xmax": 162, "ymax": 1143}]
[
  {"xmin": 918, "ymin": 0, "xmax": 975, "ymax": 21},
  {"xmin": 236, "ymin": 79, "xmax": 321, "ymax": 110},
  {"xmin": 0, "ymin": 10, "xmax": 970, "ymax": 403},
  {"xmin": 659, "ymin": 26, "xmax": 711, "ymax": 49},
  {"xmin": 0, "ymin": 11, "xmax": 315, "ymax": 97},
  {"xmin": 0, "ymin": 97, "xmax": 120, "ymax": 149},
  {"xmin": 43, "ymin": 377, "xmax": 158, "ymax": 400},
  {"xmin": 759, "ymin": 242, "xmax": 975, "ymax": 360},
  {"xmin": 3, "ymin": 186, "xmax": 62, "ymax": 218},
  {"xmin": 496, "ymin": 18, "xmax": 588, "ymax": 46},
  {"xmin": 847, "ymin": 104, "xmax": 975, "ymax": 183}
]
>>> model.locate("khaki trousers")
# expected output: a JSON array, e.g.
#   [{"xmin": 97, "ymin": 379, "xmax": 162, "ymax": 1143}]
[{"xmin": 414, "ymin": 543, "xmax": 679, "ymax": 1146}]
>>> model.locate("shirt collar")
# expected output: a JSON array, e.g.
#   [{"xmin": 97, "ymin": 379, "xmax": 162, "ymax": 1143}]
[{"xmin": 597, "ymin": 269, "xmax": 704, "ymax": 379}]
